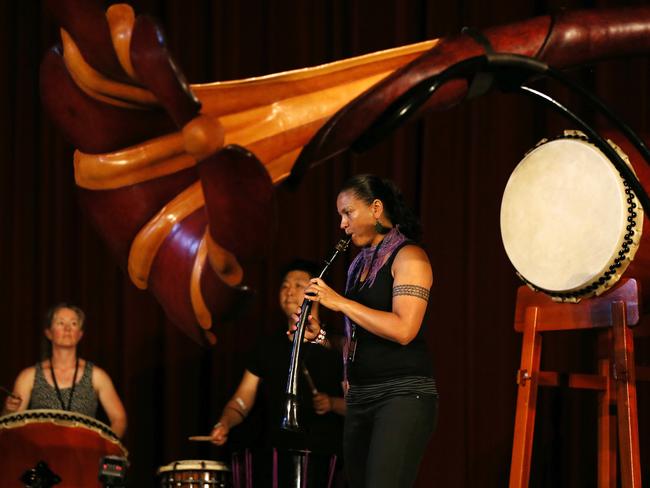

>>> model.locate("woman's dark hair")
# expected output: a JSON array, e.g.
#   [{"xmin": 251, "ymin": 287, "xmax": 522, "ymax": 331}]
[
  {"xmin": 280, "ymin": 259, "xmax": 320, "ymax": 280},
  {"xmin": 339, "ymin": 174, "xmax": 422, "ymax": 241}
]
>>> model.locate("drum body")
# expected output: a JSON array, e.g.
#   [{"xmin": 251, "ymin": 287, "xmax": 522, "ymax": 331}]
[
  {"xmin": 231, "ymin": 448, "xmax": 340, "ymax": 488},
  {"xmin": 158, "ymin": 459, "xmax": 231, "ymax": 487},
  {"xmin": 501, "ymin": 131, "xmax": 650, "ymax": 303},
  {"xmin": 0, "ymin": 409, "xmax": 127, "ymax": 488}
]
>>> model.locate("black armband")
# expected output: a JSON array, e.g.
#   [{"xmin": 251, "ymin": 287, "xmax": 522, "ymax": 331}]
[{"xmin": 392, "ymin": 284, "xmax": 430, "ymax": 301}]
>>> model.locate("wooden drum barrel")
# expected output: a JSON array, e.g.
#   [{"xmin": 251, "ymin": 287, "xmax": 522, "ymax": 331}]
[{"xmin": 0, "ymin": 409, "xmax": 127, "ymax": 488}]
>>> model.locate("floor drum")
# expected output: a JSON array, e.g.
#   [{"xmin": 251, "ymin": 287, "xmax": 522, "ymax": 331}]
[{"xmin": 0, "ymin": 409, "xmax": 127, "ymax": 488}]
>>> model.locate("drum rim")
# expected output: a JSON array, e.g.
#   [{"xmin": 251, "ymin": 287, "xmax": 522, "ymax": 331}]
[
  {"xmin": 157, "ymin": 459, "xmax": 230, "ymax": 474},
  {"xmin": 0, "ymin": 408, "xmax": 128, "ymax": 456},
  {"xmin": 501, "ymin": 131, "xmax": 644, "ymax": 301}
]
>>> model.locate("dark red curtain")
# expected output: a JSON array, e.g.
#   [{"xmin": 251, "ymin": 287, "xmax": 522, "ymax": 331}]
[{"xmin": 1, "ymin": 0, "xmax": 649, "ymax": 486}]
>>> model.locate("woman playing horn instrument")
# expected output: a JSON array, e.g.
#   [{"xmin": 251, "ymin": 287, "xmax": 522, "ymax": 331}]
[
  {"xmin": 2, "ymin": 304, "xmax": 127, "ymax": 438},
  {"xmin": 304, "ymin": 175, "xmax": 437, "ymax": 488}
]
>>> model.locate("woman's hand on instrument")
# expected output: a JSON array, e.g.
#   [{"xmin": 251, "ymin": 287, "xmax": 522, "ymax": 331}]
[
  {"xmin": 3, "ymin": 393, "xmax": 22, "ymax": 414},
  {"xmin": 313, "ymin": 393, "xmax": 332, "ymax": 414},
  {"xmin": 288, "ymin": 312, "xmax": 322, "ymax": 342},
  {"xmin": 304, "ymin": 278, "xmax": 345, "ymax": 312},
  {"xmin": 210, "ymin": 421, "xmax": 229, "ymax": 446}
]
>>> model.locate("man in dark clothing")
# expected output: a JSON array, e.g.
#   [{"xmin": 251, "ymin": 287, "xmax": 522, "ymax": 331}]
[{"xmin": 210, "ymin": 260, "xmax": 346, "ymax": 486}]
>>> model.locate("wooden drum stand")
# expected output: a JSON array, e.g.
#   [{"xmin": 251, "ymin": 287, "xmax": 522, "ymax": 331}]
[{"xmin": 509, "ymin": 278, "xmax": 649, "ymax": 488}]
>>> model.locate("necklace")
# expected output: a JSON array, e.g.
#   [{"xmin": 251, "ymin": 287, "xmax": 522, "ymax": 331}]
[{"xmin": 50, "ymin": 357, "xmax": 79, "ymax": 411}]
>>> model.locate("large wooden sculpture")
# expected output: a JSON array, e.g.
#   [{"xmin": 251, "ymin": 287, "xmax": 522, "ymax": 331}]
[{"xmin": 40, "ymin": 0, "xmax": 650, "ymax": 344}]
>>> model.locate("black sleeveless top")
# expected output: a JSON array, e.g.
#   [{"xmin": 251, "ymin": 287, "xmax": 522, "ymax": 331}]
[{"xmin": 346, "ymin": 241, "xmax": 433, "ymax": 385}]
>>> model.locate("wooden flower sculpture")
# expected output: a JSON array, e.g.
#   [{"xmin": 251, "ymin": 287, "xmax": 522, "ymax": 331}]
[{"xmin": 40, "ymin": 0, "xmax": 650, "ymax": 344}]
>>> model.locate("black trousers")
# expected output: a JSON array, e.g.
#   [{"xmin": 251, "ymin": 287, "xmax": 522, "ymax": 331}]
[{"xmin": 343, "ymin": 393, "xmax": 438, "ymax": 488}]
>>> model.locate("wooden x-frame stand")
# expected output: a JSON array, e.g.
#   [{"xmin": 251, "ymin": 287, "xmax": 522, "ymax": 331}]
[{"xmin": 509, "ymin": 278, "xmax": 647, "ymax": 488}]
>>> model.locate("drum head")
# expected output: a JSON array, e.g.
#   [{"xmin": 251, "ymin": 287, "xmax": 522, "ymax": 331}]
[{"xmin": 500, "ymin": 134, "xmax": 643, "ymax": 297}]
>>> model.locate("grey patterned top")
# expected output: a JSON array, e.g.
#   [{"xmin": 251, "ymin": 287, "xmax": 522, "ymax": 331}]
[{"xmin": 29, "ymin": 361, "xmax": 99, "ymax": 417}]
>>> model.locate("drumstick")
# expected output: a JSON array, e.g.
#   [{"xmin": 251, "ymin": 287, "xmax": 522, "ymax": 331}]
[
  {"xmin": 0, "ymin": 385, "xmax": 19, "ymax": 399},
  {"xmin": 188, "ymin": 435, "xmax": 214, "ymax": 442},
  {"xmin": 302, "ymin": 365, "xmax": 318, "ymax": 395}
]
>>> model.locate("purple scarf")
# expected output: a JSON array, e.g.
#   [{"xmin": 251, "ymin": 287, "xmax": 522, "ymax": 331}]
[
  {"xmin": 345, "ymin": 226, "xmax": 408, "ymax": 293},
  {"xmin": 343, "ymin": 227, "xmax": 408, "ymax": 376}
]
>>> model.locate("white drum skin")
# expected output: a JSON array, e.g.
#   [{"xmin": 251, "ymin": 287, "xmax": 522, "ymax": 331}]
[{"xmin": 500, "ymin": 132, "xmax": 645, "ymax": 301}]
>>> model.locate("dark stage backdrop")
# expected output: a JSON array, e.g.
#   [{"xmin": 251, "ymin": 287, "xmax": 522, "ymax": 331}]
[{"xmin": 1, "ymin": 0, "xmax": 649, "ymax": 486}]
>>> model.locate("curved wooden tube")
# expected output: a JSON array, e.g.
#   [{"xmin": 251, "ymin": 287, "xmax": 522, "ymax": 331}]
[
  {"xmin": 40, "ymin": 1, "xmax": 650, "ymax": 345},
  {"xmin": 291, "ymin": 7, "xmax": 650, "ymax": 178}
]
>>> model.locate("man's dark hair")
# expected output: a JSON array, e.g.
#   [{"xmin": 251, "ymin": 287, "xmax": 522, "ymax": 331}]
[{"xmin": 280, "ymin": 259, "xmax": 320, "ymax": 280}]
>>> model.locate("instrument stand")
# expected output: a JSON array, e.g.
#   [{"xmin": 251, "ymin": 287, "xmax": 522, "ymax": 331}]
[
  {"xmin": 20, "ymin": 461, "xmax": 61, "ymax": 487},
  {"xmin": 508, "ymin": 278, "xmax": 648, "ymax": 488}
]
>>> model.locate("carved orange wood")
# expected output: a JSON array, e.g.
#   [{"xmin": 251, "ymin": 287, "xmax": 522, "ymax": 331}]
[{"xmin": 40, "ymin": 0, "xmax": 650, "ymax": 343}]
